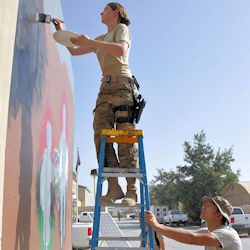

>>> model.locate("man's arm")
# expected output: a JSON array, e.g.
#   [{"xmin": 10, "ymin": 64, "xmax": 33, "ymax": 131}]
[
  {"xmin": 155, "ymin": 223, "xmax": 221, "ymax": 246},
  {"xmin": 145, "ymin": 211, "xmax": 221, "ymax": 247}
]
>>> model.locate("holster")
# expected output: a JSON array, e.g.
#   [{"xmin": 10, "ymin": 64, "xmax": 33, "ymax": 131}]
[
  {"xmin": 133, "ymin": 95, "xmax": 146, "ymax": 124},
  {"xmin": 114, "ymin": 76, "xmax": 146, "ymax": 124},
  {"xmin": 130, "ymin": 76, "xmax": 146, "ymax": 124}
]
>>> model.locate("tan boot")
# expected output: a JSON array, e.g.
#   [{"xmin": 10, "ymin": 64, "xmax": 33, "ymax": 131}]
[
  {"xmin": 122, "ymin": 177, "xmax": 137, "ymax": 206},
  {"xmin": 99, "ymin": 177, "xmax": 124, "ymax": 204}
]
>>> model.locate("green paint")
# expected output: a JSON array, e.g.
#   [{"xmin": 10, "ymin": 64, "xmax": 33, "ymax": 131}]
[{"xmin": 37, "ymin": 205, "xmax": 55, "ymax": 250}]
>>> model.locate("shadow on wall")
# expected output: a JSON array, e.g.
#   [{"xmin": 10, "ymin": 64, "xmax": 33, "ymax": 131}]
[{"xmin": 8, "ymin": 0, "xmax": 47, "ymax": 249}]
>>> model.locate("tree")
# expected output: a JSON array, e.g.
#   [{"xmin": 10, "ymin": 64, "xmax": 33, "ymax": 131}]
[
  {"xmin": 149, "ymin": 131, "xmax": 240, "ymax": 222},
  {"xmin": 149, "ymin": 169, "xmax": 181, "ymax": 209}
]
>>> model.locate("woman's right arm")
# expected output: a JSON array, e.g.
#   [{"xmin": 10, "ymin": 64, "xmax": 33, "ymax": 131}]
[{"xmin": 51, "ymin": 18, "xmax": 93, "ymax": 56}]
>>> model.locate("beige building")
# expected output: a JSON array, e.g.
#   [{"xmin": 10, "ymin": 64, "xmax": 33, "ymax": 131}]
[
  {"xmin": 72, "ymin": 172, "xmax": 91, "ymax": 218},
  {"xmin": 222, "ymin": 182, "xmax": 250, "ymax": 213},
  {"xmin": 78, "ymin": 185, "xmax": 91, "ymax": 207}
]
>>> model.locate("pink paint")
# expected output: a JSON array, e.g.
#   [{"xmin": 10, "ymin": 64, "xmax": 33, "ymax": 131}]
[{"xmin": 60, "ymin": 93, "xmax": 68, "ymax": 144}]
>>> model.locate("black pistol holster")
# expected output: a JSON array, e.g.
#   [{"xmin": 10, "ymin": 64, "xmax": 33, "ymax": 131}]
[
  {"xmin": 115, "ymin": 76, "xmax": 146, "ymax": 124},
  {"xmin": 130, "ymin": 76, "xmax": 146, "ymax": 124},
  {"xmin": 133, "ymin": 94, "xmax": 146, "ymax": 124}
]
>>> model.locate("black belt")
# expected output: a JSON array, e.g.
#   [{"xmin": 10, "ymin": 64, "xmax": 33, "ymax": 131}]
[{"xmin": 102, "ymin": 75, "xmax": 133, "ymax": 83}]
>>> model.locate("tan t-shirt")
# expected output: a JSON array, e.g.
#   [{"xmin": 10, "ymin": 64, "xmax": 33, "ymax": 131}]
[
  {"xmin": 94, "ymin": 23, "xmax": 132, "ymax": 77},
  {"xmin": 197, "ymin": 225, "xmax": 242, "ymax": 250}
]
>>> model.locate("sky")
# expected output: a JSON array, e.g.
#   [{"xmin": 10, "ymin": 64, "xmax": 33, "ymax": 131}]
[{"xmin": 59, "ymin": 0, "xmax": 250, "ymax": 205}]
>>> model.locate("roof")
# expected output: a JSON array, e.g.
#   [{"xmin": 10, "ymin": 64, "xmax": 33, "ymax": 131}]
[
  {"xmin": 239, "ymin": 182, "xmax": 250, "ymax": 194},
  {"xmin": 78, "ymin": 185, "xmax": 91, "ymax": 193}
]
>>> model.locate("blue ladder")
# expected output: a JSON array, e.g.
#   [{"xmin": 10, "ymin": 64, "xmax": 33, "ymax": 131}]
[{"xmin": 91, "ymin": 129, "xmax": 154, "ymax": 250}]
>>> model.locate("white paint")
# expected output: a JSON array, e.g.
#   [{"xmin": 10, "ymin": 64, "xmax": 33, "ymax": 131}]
[
  {"xmin": 58, "ymin": 104, "xmax": 68, "ymax": 249},
  {"xmin": 40, "ymin": 121, "xmax": 53, "ymax": 250}
]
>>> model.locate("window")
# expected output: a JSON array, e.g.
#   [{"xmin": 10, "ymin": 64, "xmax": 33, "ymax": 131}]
[{"xmin": 233, "ymin": 208, "xmax": 243, "ymax": 214}]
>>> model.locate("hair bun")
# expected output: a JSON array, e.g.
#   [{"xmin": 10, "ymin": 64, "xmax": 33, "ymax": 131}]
[{"xmin": 119, "ymin": 16, "xmax": 131, "ymax": 26}]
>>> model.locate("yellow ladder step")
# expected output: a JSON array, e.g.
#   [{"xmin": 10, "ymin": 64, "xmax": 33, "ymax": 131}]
[{"xmin": 101, "ymin": 129, "xmax": 143, "ymax": 144}]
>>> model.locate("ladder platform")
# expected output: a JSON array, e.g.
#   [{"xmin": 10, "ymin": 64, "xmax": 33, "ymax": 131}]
[
  {"xmin": 98, "ymin": 236, "xmax": 141, "ymax": 241},
  {"xmin": 102, "ymin": 173, "xmax": 143, "ymax": 178},
  {"xmin": 95, "ymin": 248, "xmax": 150, "ymax": 250},
  {"xmin": 101, "ymin": 129, "xmax": 143, "ymax": 144},
  {"xmin": 101, "ymin": 129, "xmax": 143, "ymax": 137},
  {"xmin": 103, "ymin": 167, "xmax": 140, "ymax": 173}
]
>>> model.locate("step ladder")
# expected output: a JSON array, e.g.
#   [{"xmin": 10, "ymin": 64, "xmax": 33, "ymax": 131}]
[{"xmin": 91, "ymin": 129, "xmax": 154, "ymax": 250}]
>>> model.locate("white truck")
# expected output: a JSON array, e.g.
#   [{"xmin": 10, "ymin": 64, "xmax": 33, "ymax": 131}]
[
  {"xmin": 72, "ymin": 212, "xmax": 93, "ymax": 249},
  {"xmin": 163, "ymin": 210, "xmax": 188, "ymax": 226},
  {"xmin": 229, "ymin": 207, "xmax": 250, "ymax": 235}
]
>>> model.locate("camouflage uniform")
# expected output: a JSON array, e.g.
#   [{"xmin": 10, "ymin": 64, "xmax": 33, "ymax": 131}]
[{"xmin": 93, "ymin": 76, "xmax": 138, "ymax": 206}]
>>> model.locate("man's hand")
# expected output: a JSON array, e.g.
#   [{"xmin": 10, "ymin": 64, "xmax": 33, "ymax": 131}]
[
  {"xmin": 145, "ymin": 211, "xmax": 159, "ymax": 230},
  {"xmin": 71, "ymin": 35, "xmax": 90, "ymax": 46},
  {"xmin": 52, "ymin": 18, "xmax": 64, "ymax": 31}
]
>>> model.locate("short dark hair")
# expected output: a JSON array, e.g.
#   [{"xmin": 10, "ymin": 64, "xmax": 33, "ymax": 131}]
[
  {"xmin": 222, "ymin": 216, "xmax": 227, "ymax": 225},
  {"xmin": 217, "ymin": 208, "xmax": 228, "ymax": 225}
]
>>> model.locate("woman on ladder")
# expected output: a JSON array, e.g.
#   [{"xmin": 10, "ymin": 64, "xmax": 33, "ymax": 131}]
[{"xmin": 52, "ymin": 2, "xmax": 139, "ymax": 206}]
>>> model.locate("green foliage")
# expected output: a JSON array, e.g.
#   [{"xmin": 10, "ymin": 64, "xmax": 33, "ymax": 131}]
[
  {"xmin": 149, "ymin": 169, "xmax": 182, "ymax": 209},
  {"xmin": 149, "ymin": 131, "xmax": 240, "ymax": 222}
]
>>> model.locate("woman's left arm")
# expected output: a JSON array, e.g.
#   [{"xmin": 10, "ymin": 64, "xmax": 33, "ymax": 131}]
[{"xmin": 71, "ymin": 35, "xmax": 128, "ymax": 56}]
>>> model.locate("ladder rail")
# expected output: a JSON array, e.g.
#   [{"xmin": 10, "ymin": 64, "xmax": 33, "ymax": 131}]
[
  {"xmin": 138, "ymin": 135, "xmax": 154, "ymax": 250},
  {"xmin": 91, "ymin": 135, "xmax": 106, "ymax": 249}
]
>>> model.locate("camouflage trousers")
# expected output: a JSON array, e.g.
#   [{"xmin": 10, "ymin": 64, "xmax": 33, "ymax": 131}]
[{"xmin": 93, "ymin": 76, "xmax": 139, "ymax": 190}]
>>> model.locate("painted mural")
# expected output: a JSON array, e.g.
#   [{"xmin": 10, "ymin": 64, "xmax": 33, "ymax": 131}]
[{"xmin": 2, "ymin": 0, "xmax": 74, "ymax": 250}]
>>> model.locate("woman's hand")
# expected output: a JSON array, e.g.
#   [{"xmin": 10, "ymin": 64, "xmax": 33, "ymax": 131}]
[
  {"xmin": 52, "ymin": 18, "xmax": 64, "ymax": 31},
  {"xmin": 71, "ymin": 35, "xmax": 91, "ymax": 46}
]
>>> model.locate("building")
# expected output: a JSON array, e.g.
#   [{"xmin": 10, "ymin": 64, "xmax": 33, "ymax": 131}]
[
  {"xmin": 72, "ymin": 173, "xmax": 91, "ymax": 220},
  {"xmin": 0, "ymin": 1, "xmax": 74, "ymax": 249},
  {"xmin": 78, "ymin": 185, "xmax": 91, "ymax": 207},
  {"xmin": 222, "ymin": 182, "xmax": 250, "ymax": 213}
]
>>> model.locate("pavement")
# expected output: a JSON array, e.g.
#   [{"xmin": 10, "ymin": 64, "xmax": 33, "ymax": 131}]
[{"xmin": 76, "ymin": 217, "xmax": 250, "ymax": 249}]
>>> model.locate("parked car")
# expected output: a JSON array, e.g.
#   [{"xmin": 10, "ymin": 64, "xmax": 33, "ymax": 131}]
[
  {"xmin": 229, "ymin": 207, "xmax": 250, "ymax": 235},
  {"xmin": 129, "ymin": 212, "xmax": 140, "ymax": 219},
  {"xmin": 201, "ymin": 219, "xmax": 206, "ymax": 227},
  {"xmin": 163, "ymin": 210, "xmax": 188, "ymax": 226}
]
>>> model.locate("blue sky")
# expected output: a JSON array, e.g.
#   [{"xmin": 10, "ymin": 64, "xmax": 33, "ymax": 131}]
[{"xmin": 59, "ymin": 0, "xmax": 250, "ymax": 204}]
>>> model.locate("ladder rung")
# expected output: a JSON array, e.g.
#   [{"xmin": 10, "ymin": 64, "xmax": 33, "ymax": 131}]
[
  {"xmin": 98, "ymin": 236, "xmax": 141, "ymax": 241},
  {"xmin": 103, "ymin": 167, "xmax": 140, "ymax": 173},
  {"xmin": 102, "ymin": 173, "xmax": 143, "ymax": 178},
  {"xmin": 95, "ymin": 248, "xmax": 150, "ymax": 250},
  {"xmin": 100, "ymin": 203, "xmax": 142, "ymax": 208}
]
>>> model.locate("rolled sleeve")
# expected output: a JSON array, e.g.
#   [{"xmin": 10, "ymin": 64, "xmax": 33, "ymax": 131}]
[{"xmin": 115, "ymin": 24, "xmax": 131, "ymax": 47}]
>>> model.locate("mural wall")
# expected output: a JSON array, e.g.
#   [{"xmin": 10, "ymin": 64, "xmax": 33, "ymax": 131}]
[{"xmin": 2, "ymin": 0, "xmax": 74, "ymax": 249}]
